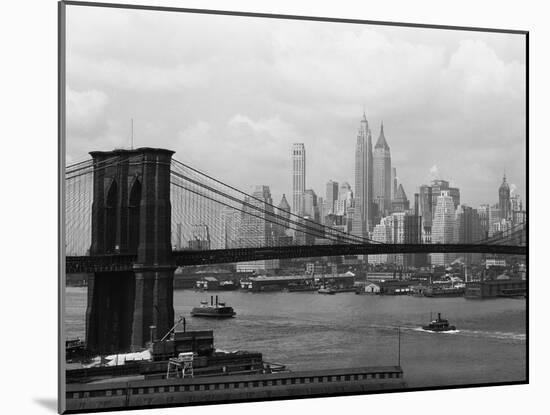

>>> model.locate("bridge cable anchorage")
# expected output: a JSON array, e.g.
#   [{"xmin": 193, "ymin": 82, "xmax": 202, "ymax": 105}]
[{"xmin": 170, "ymin": 159, "xmax": 382, "ymax": 246}]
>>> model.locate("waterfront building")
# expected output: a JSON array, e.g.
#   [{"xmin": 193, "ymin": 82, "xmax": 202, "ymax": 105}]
[
  {"xmin": 373, "ymin": 122, "xmax": 392, "ymax": 218},
  {"xmin": 353, "ymin": 112, "xmax": 374, "ymax": 237},
  {"xmin": 291, "ymin": 143, "xmax": 306, "ymax": 215},
  {"xmin": 499, "ymin": 174, "xmax": 511, "ymax": 221},
  {"xmin": 431, "ymin": 190, "xmax": 457, "ymax": 266}
]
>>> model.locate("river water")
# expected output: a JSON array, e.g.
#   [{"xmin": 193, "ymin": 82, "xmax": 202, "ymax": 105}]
[{"xmin": 65, "ymin": 287, "xmax": 526, "ymax": 388}]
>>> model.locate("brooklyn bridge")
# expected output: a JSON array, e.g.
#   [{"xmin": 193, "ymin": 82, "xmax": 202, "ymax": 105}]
[{"xmin": 65, "ymin": 147, "xmax": 526, "ymax": 354}]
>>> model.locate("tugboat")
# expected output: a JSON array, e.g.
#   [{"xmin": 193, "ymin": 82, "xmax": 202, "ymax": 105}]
[
  {"xmin": 191, "ymin": 295, "xmax": 236, "ymax": 318},
  {"xmin": 422, "ymin": 313, "xmax": 456, "ymax": 332}
]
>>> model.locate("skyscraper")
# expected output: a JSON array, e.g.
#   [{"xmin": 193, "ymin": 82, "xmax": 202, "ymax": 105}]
[
  {"xmin": 221, "ymin": 207, "xmax": 241, "ymax": 249},
  {"xmin": 431, "ymin": 179, "xmax": 460, "ymax": 213},
  {"xmin": 391, "ymin": 167, "xmax": 398, "ymax": 201},
  {"xmin": 373, "ymin": 122, "xmax": 392, "ymax": 218},
  {"xmin": 325, "ymin": 180, "xmax": 339, "ymax": 214},
  {"xmin": 274, "ymin": 193, "xmax": 291, "ymax": 237},
  {"xmin": 304, "ymin": 189, "xmax": 319, "ymax": 221},
  {"xmin": 456, "ymin": 205, "xmax": 483, "ymax": 266},
  {"xmin": 431, "ymin": 190, "xmax": 457, "ymax": 266},
  {"xmin": 291, "ymin": 143, "xmax": 306, "ymax": 215},
  {"xmin": 419, "ymin": 185, "xmax": 432, "ymax": 224},
  {"xmin": 237, "ymin": 185, "xmax": 278, "ymax": 272},
  {"xmin": 499, "ymin": 174, "xmax": 511, "ymax": 221},
  {"xmin": 353, "ymin": 112, "xmax": 373, "ymax": 236},
  {"xmin": 391, "ymin": 184, "xmax": 410, "ymax": 212}
]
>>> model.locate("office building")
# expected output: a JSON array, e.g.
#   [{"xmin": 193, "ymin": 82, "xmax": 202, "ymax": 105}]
[
  {"xmin": 373, "ymin": 122, "xmax": 392, "ymax": 218},
  {"xmin": 292, "ymin": 143, "xmax": 306, "ymax": 215},
  {"xmin": 431, "ymin": 190, "xmax": 457, "ymax": 266},
  {"xmin": 353, "ymin": 112, "xmax": 374, "ymax": 237}
]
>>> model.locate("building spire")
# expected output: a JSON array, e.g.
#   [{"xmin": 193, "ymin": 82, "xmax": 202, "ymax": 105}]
[{"xmin": 375, "ymin": 120, "xmax": 390, "ymax": 150}]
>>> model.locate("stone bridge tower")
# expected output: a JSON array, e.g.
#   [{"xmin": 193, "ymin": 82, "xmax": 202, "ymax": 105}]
[{"xmin": 85, "ymin": 147, "xmax": 175, "ymax": 354}]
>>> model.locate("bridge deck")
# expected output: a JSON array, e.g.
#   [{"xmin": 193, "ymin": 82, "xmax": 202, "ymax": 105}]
[{"xmin": 66, "ymin": 243, "xmax": 526, "ymax": 274}]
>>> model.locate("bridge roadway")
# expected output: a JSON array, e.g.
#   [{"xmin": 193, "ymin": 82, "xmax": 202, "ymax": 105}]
[{"xmin": 65, "ymin": 243, "xmax": 527, "ymax": 274}]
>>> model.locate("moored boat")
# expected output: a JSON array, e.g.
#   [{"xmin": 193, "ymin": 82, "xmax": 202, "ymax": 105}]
[{"xmin": 318, "ymin": 286, "xmax": 336, "ymax": 295}]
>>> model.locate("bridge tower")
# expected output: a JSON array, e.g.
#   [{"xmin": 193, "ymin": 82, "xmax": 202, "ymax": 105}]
[{"xmin": 85, "ymin": 148, "xmax": 175, "ymax": 354}]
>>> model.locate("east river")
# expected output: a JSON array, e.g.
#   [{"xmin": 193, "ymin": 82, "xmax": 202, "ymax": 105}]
[{"xmin": 65, "ymin": 287, "xmax": 526, "ymax": 388}]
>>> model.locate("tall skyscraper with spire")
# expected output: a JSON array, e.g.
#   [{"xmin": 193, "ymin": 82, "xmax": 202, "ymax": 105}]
[
  {"xmin": 373, "ymin": 122, "xmax": 392, "ymax": 218},
  {"xmin": 499, "ymin": 173, "xmax": 511, "ymax": 221},
  {"xmin": 353, "ymin": 112, "xmax": 373, "ymax": 236},
  {"xmin": 291, "ymin": 143, "xmax": 306, "ymax": 215}
]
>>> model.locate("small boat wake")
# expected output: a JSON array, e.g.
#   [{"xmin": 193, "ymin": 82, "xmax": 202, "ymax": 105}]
[
  {"xmin": 458, "ymin": 329, "xmax": 526, "ymax": 341},
  {"xmin": 413, "ymin": 327, "xmax": 460, "ymax": 334},
  {"xmin": 411, "ymin": 327, "xmax": 524, "ymax": 341}
]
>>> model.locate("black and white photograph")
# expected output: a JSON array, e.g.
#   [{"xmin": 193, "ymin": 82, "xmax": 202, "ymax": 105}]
[{"xmin": 59, "ymin": 1, "xmax": 527, "ymax": 413}]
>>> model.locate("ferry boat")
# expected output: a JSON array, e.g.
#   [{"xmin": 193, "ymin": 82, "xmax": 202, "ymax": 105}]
[
  {"xmin": 191, "ymin": 296, "xmax": 236, "ymax": 318},
  {"xmin": 422, "ymin": 313, "xmax": 456, "ymax": 332}
]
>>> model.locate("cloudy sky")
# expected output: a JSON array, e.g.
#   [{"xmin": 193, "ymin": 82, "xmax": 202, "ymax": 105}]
[{"xmin": 65, "ymin": 5, "xmax": 526, "ymax": 208}]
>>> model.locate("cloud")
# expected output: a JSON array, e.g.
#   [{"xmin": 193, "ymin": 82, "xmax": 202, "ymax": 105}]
[
  {"xmin": 64, "ymin": 7, "xmax": 526, "ymax": 207},
  {"xmin": 69, "ymin": 56, "xmax": 210, "ymax": 92},
  {"xmin": 66, "ymin": 87, "xmax": 109, "ymax": 135}
]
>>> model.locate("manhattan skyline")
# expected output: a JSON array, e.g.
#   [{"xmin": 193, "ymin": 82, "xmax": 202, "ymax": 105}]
[{"xmin": 66, "ymin": 6, "xmax": 526, "ymax": 208}]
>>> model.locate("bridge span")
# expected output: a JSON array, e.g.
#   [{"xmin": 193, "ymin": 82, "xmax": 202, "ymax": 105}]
[{"xmin": 66, "ymin": 243, "xmax": 526, "ymax": 274}]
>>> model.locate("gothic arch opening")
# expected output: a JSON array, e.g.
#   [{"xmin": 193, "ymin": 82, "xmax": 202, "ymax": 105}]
[
  {"xmin": 105, "ymin": 180, "xmax": 118, "ymax": 253},
  {"xmin": 128, "ymin": 179, "xmax": 142, "ymax": 253}
]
